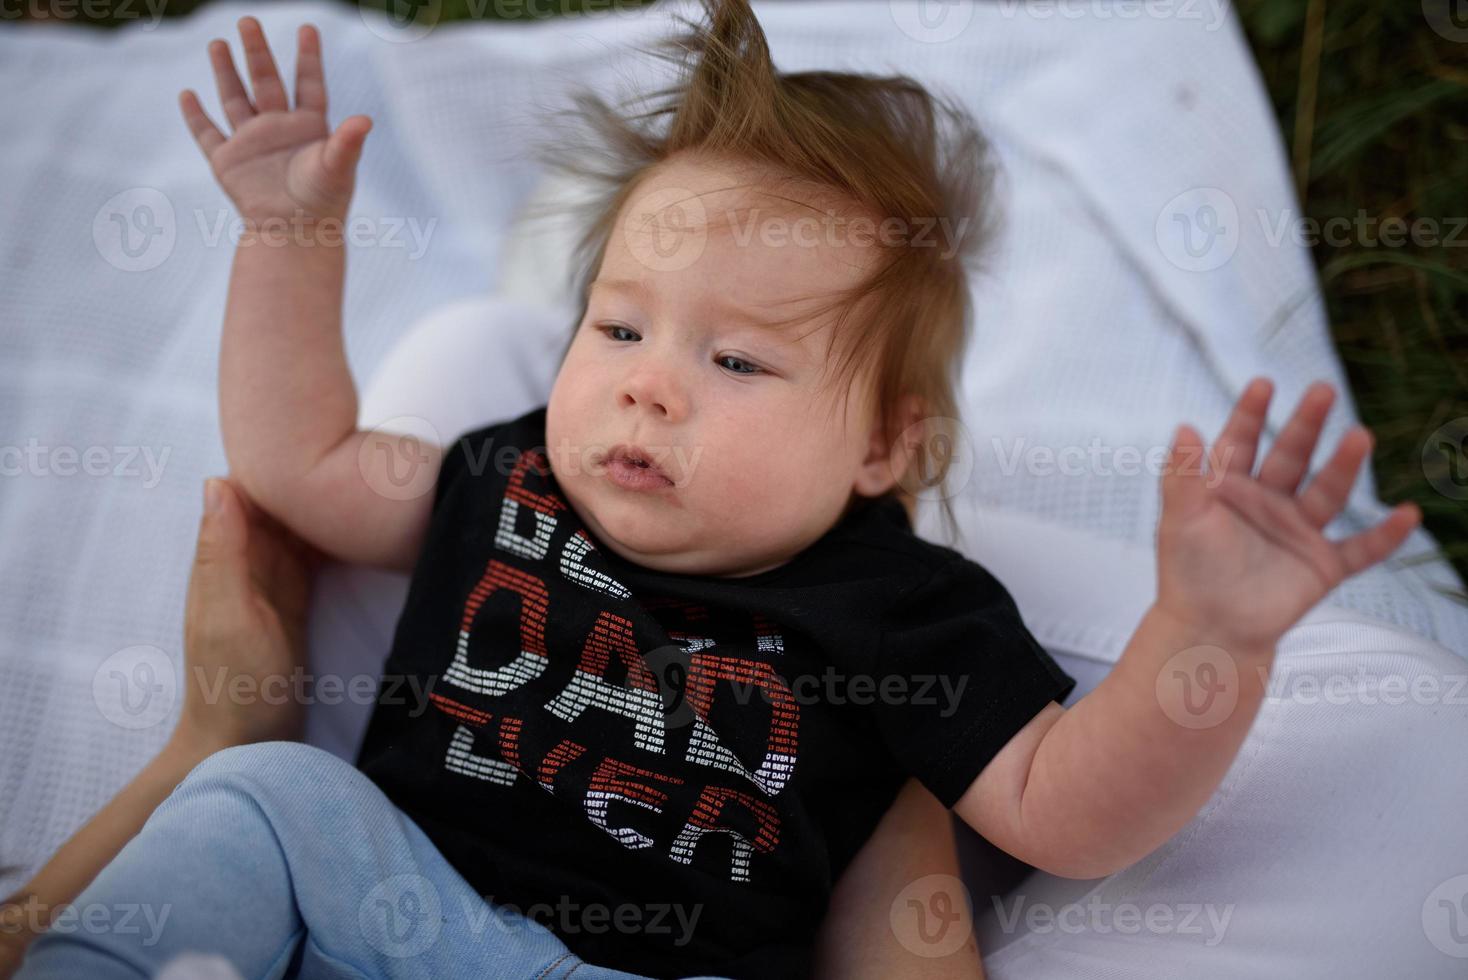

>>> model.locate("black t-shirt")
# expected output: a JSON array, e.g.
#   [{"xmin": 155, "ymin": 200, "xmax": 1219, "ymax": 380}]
[{"xmin": 356, "ymin": 405, "xmax": 1076, "ymax": 979}]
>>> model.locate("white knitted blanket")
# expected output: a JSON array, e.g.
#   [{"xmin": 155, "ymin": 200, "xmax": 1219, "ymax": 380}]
[{"xmin": 2, "ymin": 0, "xmax": 1463, "ymax": 920}]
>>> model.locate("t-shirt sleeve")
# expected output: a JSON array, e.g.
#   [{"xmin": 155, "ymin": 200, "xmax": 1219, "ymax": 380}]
[
  {"xmin": 874, "ymin": 557, "xmax": 1078, "ymax": 809},
  {"xmin": 430, "ymin": 420, "xmax": 507, "ymax": 518}
]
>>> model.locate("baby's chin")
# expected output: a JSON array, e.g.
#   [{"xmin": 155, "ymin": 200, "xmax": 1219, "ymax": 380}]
[{"xmin": 582, "ymin": 499, "xmax": 779, "ymax": 577}]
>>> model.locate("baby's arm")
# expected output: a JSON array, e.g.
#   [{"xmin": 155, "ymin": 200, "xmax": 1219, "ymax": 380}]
[
  {"xmin": 952, "ymin": 380, "xmax": 1421, "ymax": 880},
  {"xmin": 181, "ymin": 17, "xmax": 438, "ymax": 573}
]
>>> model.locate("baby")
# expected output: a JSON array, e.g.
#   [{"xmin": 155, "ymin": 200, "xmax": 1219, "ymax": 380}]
[{"xmin": 176, "ymin": 1, "xmax": 1420, "ymax": 977}]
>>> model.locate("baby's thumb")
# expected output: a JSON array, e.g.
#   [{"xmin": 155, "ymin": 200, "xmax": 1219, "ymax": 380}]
[
  {"xmin": 322, "ymin": 114, "xmax": 372, "ymax": 177},
  {"xmin": 191, "ymin": 478, "xmax": 251, "ymax": 604}
]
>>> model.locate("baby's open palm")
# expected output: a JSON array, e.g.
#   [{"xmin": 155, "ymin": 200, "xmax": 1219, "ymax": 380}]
[
  {"xmin": 1155, "ymin": 379, "xmax": 1421, "ymax": 651},
  {"xmin": 179, "ymin": 18, "xmax": 371, "ymax": 224}
]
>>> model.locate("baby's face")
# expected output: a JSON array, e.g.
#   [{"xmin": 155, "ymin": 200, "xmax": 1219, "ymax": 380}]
[{"xmin": 545, "ymin": 154, "xmax": 897, "ymax": 578}]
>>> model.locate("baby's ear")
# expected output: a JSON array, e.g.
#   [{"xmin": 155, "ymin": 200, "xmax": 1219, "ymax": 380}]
[{"xmin": 855, "ymin": 393, "xmax": 927, "ymax": 497}]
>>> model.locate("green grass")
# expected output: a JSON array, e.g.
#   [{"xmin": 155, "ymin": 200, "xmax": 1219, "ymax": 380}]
[
  {"xmin": 1236, "ymin": 0, "xmax": 1468, "ymax": 597},
  {"xmin": 17, "ymin": 0, "xmax": 1467, "ymax": 594}
]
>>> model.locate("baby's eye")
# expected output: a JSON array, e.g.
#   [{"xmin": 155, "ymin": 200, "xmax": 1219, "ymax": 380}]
[
  {"xmin": 598, "ymin": 324, "xmax": 640, "ymax": 342},
  {"xmin": 717, "ymin": 355, "xmax": 762, "ymax": 376}
]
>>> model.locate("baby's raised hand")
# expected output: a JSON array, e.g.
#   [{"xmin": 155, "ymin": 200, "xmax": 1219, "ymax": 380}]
[
  {"xmin": 1154, "ymin": 378, "xmax": 1421, "ymax": 652},
  {"xmin": 178, "ymin": 18, "xmax": 371, "ymax": 225}
]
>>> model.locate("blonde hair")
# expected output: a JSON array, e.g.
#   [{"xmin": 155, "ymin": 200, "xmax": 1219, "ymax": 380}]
[{"xmin": 529, "ymin": 0, "xmax": 997, "ymax": 547}]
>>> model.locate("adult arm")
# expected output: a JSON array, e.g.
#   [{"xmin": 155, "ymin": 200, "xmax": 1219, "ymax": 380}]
[{"xmin": 0, "ymin": 478, "xmax": 317, "ymax": 977}]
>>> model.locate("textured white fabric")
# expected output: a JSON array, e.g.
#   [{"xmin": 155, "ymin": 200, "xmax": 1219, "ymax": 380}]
[{"xmin": 3, "ymin": 0, "xmax": 1466, "ymax": 973}]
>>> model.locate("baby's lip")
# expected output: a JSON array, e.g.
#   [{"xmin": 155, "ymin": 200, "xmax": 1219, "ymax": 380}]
[{"xmin": 601, "ymin": 443, "xmax": 673, "ymax": 482}]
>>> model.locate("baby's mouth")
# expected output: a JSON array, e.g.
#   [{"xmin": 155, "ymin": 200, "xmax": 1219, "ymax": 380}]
[{"xmin": 601, "ymin": 445, "xmax": 674, "ymax": 487}]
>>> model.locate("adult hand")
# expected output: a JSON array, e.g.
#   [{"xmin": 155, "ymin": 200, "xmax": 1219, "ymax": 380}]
[
  {"xmin": 1, "ymin": 478, "xmax": 321, "ymax": 977},
  {"xmin": 175, "ymin": 476, "xmax": 322, "ymax": 754}
]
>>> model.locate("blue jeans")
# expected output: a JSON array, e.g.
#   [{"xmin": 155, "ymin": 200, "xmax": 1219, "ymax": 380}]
[{"xmin": 18, "ymin": 741, "xmax": 729, "ymax": 980}]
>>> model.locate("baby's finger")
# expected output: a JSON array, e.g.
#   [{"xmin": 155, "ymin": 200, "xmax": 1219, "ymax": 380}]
[
  {"xmin": 294, "ymin": 24, "xmax": 328, "ymax": 115},
  {"xmin": 178, "ymin": 89, "xmax": 227, "ymax": 157},
  {"xmin": 322, "ymin": 114, "xmax": 373, "ymax": 177},
  {"xmin": 208, "ymin": 37, "xmax": 256, "ymax": 130},
  {"xmin": 1298, "ymin": 426, "xmax": 1371, "ymax": 529},
  {"xmin": 1335, "ymin": 502, "xmax": 1420, "ymax": 578},
  {"xmin": 1209, "ymin": 376, "xmax": 1272, "ymax": 480},
  {"xmin": 238, "ymin": 16, "xmax": 289, "ymax": 114},
  {"xmin": 1256, "ymin": 381, "xmax": 1335, "ymax": 496},
  {"xmin": 1160, "ymin": 423, "xmax": 1210, "ymax": 525}
]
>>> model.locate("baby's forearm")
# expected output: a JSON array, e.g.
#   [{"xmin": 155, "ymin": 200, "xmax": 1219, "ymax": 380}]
[
  {"xmin": 1016, "ymin": 605, "xmax": 1272, "ymax": 879},
  {"xmin": 219, "ymin": 232, "xmax": 357, "ymax": 525}
]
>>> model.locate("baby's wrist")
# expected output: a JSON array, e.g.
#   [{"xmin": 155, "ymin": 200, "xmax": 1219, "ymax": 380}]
[{"xmin": 1146, "ymin": 601, "xmax": 1279, "ymax": 662}]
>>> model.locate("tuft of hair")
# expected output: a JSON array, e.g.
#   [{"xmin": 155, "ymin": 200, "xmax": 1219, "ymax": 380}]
[{"xmin": 529, "ymin": 0, "xmax": 999, "ymax": 548}]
